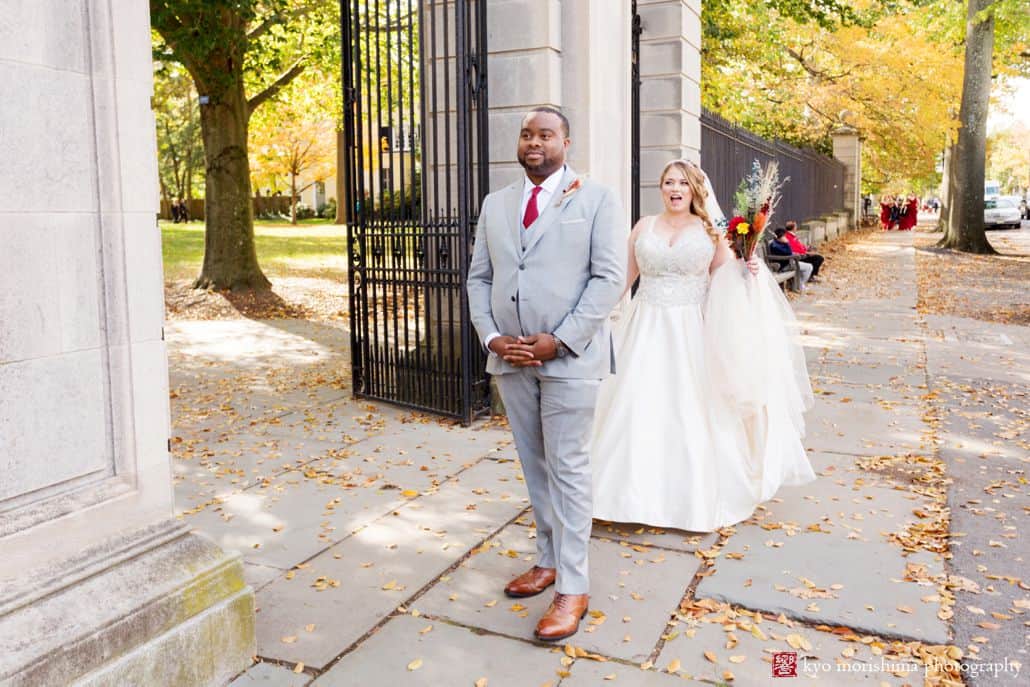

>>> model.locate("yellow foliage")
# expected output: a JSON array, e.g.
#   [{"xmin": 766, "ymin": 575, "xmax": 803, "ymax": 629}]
[{"xmin": 703, "ymin": 3, "xmax": 963, "ymax": 191}]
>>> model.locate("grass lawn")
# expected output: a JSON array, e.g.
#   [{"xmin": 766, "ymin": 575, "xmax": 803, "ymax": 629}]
[{"xmin": 161, "ymin": 220, "xmax": 347, "ymax": 282}]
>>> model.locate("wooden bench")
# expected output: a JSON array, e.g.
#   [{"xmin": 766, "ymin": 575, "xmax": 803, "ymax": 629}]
[{"xmin": 755, "ymin": 236, "xmax": 799, "ymax": 291}]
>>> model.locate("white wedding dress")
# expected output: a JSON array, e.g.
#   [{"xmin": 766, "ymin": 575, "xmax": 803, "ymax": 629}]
[{"xmin": 591, "ymin": 217, "xmax": 815, "ymax": 532}]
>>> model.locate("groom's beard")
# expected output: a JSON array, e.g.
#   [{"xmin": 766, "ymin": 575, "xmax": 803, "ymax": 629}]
[{"xmin": 518, "ymin": 151, "xmax": 563, "ymax": 179}]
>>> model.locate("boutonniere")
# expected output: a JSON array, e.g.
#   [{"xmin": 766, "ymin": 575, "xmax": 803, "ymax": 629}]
[{"xmin": 555, "ymin": 178, "xmax": 583, "ymax": 207}]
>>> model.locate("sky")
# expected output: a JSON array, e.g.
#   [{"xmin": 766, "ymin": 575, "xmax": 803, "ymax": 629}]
[{"xmin": 988, "ymin": 76, "xmax": 1030, "ymax": 133}]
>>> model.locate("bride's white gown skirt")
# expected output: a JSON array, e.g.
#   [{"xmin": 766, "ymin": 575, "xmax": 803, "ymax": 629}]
[{"xmin": 591, "ymin": 225, "xmax": 814, "ymax": 532}]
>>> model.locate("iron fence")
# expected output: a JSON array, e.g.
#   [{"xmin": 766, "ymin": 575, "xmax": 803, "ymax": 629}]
[{"xmin": 700, "ymin": 109, "xmax": 846, "ymax": 225}]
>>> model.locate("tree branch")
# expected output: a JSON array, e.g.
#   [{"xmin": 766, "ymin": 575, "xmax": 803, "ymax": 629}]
[
  {"xmin": 247, "ymin": 60, "xmax": 306, "ymax": 115},
  {"xmin": 785, "ymin": 46, "xmax": 852, "ymax": 82},
  {"xmin": 247, "ymin": 5, "xmax": 311, "ymax": 42}
]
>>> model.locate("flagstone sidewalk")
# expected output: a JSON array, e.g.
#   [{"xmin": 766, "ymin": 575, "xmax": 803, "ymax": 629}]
[{"xmin": 169, "ymin": 229, "xmax": 1027, "ymax": 686}]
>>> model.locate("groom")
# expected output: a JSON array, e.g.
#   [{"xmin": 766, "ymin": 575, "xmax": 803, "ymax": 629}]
[{"xmin": 467, "ymin": 107, "xmax": 626, "ymax": 641}]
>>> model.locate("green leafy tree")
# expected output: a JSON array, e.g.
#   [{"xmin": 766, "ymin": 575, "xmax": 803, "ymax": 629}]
[
  {"xmin": 151, "ymin": 0, "xmax": 337, "ymax": 290},
  {"xmin": 153, "ymin": 61, "xmax": 204, "ymax": 205}
]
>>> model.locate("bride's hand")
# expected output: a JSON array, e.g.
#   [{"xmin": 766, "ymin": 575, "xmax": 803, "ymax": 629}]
[{"xmin": 745, "ymin": 256, "xmax": 760, "ymax": 276}]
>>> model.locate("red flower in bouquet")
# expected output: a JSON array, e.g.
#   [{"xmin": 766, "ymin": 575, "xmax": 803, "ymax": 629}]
[
  {"xmin": 725, "ymin": 160, "xmax": 788, "ymax": 260},
  {"xmin": 725, "ymin": 216, "xmax": 760, "ymax": 260}
]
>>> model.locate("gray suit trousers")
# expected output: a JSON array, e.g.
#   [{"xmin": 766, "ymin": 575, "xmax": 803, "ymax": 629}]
[{"xmin": 495, "ymin": 369, "xmax": 600, "ymax": 595}]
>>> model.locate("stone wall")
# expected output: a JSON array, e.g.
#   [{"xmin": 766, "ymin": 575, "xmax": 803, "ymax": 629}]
[
  {"xmin": 419, "ymin": 0, "xmax": 702, "ymax": 222},
  {"xmin": 636, "ymin": 0, "xmax": 702, "ymax": 217},
  {"xmin": 0, "ymin": 2, "xmax": 253, "ymax": 684},
  {"xmin": 484, "ymin": 0, "xmax": 633, "ymax": 222},
  {"xmin": 0, "ymin": 0, "xmax": 170, "ymax": 564}
]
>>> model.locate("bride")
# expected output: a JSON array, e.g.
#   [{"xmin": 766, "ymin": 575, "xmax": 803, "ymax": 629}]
[{"xmin": 591, "ymin": 159, "xmax": 815, "ymax": 532}]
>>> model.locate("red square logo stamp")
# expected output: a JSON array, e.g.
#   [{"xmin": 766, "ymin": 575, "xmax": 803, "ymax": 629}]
[{"xmin": 772, "ymin": 651, "xmax": 798, "ymax": 677}]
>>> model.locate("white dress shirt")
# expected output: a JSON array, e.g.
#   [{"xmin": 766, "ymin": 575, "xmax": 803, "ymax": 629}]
[
  {"xmin": 519, "ymin": 165, "xmax": 565, "ymax": 232},
  {"xmin": 484, "ymin": 166, "xmax": 567, "ymax": 349}
]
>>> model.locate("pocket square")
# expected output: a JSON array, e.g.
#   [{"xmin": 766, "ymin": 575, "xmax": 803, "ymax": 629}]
[{"xmin": 560, "ymin": 218, "xmax": 587, "ymax": 225}]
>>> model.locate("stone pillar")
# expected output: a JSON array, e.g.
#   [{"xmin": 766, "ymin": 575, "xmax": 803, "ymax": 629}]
[
  {"xmin": 832, "ymin": 126, "xmax": 863, "ymax": 229},
  {"xmin": 560, "ymin": 0, "xmax": 633, "ymax": 209},
  {"xmin": 0, "ymin": 2, "xmax": 254, "ymax": 685},
  {"xmin": 637, "ymin": 0, "xmax": 702, "ymax": 217},
  {"xmin": 486, "ymin": 0, "xmax": 631, "ymax": 218},
  {"xmin": 486, "ymin": 0, "xmax": 564, "ymax": 189}
]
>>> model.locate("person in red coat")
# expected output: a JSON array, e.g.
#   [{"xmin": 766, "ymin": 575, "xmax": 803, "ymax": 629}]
[
  {"xmin": 879, "ymin": 195, "xmax": 893, "ymax": 231},
  {"xmin": 902, "ymin": 196, "xmax": 919, "ymax": 230}
]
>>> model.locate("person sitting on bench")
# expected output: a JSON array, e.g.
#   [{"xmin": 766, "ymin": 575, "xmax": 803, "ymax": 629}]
[
  {"xmin": 769, "ymin": 228, "xmax": 813, "ymax": 291},
  {"xmin": 783, "ymin": 221, "xmax": 824, "ymax": 282}
]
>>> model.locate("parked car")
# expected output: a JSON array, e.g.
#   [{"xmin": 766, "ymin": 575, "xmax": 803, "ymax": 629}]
[
  {"xmin": 998, "ymin": 195, "xmax": 1027, "ymax": 221},
  {"xmin": 984, "ymin": 197, "xmax": 1022, "ymax": 229}
]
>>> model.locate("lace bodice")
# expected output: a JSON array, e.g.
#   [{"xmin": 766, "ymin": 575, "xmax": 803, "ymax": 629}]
[{"xmin": 634, "ymin": 217, "xmax": 715, "ymax": 306}]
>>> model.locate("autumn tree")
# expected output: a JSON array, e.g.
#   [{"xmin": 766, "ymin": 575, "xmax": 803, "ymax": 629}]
[
  {"xmin": 940, "ymin": 0, "xmax": 998, "ymax": 252},
  {"xmin": 987, "ymin": 121, "xmax": 1030, "ymax": 193},
  {"xmin": 151, "ymin": 1, "xmax": 336, "ymax": 290},
  {"xmin": 701, "ymin": 0, "xmax": 963, "ymax": 191},
  {"xmin": 939, "ymin": 0, "xmax": 1029, "ymax": 253},
  {"xmin": 250, "ymin": 92, "xmax": 336, "ymax": 224}
]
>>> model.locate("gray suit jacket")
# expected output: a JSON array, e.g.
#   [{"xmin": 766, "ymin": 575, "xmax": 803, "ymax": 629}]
[{"xmin": 467, "ymin": 168, "xmax": 627, "ymax": 378}]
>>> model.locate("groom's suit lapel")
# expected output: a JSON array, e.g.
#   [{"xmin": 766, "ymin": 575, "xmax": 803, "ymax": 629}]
[
  {"xmin": 503, "ymin": 180, "xmax": 523, "ymax": 253},
  {"xmin": 521, "ymin": 167, "xmax": 578, "ymax": 257}
]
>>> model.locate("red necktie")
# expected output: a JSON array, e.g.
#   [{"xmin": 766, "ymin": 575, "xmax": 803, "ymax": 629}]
[{"xmin": 522, "ymin": 185, "xmax": 542, "ymax": 229}]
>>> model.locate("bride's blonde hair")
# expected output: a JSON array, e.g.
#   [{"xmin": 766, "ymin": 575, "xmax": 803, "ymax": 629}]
[{"xmin": 660, "ymin": 159, "xmax": 720, "ymax": 247}]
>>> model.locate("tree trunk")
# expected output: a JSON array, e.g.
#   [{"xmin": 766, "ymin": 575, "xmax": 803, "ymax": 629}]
[
  {"xmin": 290, "ymin": 172, "xmax": 298, "ymax": 225},
  {"xmin": 185, "ymin": 140, "xmax": 195, "ymax": 201},
  {"xmin": 939, "ymin": 0, "xmax": 996, "ymax": 254},
  {"xmin": 194, "ymin": 77, "xmax": 270, "ymax": 290},
  {"xmin": 335, "ymin": 129, "xmax": 347, "ymax": 225},
  {"xmin": 938, "ymin": 143, "xmax": 954, "ymax": 232}
]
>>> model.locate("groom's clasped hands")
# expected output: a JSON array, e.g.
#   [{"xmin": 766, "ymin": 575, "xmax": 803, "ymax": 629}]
[{"xmin": 488, "ymin": 333, "xmax": 558, "ymax": 367}]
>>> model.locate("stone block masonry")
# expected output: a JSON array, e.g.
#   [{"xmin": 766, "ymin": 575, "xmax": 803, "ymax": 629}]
[{"xmin": 0, "ymin": 2, "xmax": 254, "ymax": 684}]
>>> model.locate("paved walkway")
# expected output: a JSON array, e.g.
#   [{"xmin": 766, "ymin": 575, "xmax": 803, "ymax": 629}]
[{"xmin": 169, "ymin": 229, "xmax": 1027, "ymax": 686}]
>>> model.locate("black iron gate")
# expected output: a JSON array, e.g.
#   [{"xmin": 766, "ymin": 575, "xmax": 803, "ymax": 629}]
[
  {"xmin": 341, "ymin": 0, "xmax": 490, "ymax": 423},
  {"xmin": 626, "ymin": 0, "xmax": 642, "ymax": 224}
]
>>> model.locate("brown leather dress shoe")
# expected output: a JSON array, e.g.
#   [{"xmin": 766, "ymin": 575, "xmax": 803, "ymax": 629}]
[
  {"xmin": 504, "ymin": 566, "xmax": 556, "ymax": 598},
  {"xmin": 534, "ymin": 592, "xmax": 589, "ymax": 641}
]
